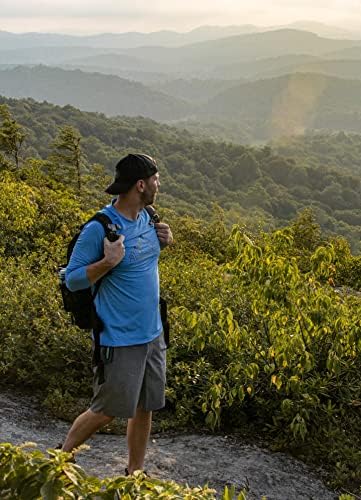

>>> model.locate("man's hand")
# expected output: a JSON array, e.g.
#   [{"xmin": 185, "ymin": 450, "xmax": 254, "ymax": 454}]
[
  {"xmin": 87, "ymin": 235, "xmax": 125, "ymax": 285},
  {"xmin": 103, "ymin": 234, "xmax": 126, "ymax": 267},
  {"xmin": 155, "ymin": 223, "xmax": 173, "ymax": 248}
]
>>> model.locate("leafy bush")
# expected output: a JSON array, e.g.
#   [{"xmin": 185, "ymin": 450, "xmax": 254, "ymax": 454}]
[
  {"xmin": 337, "ymin": 254, "xmax": 361, "ymax": 290},
  {"xmin": 0, "ymin": 256, "xmax": 92, "ymax": 406},
  {"xmin": 0, "ymin": 443, "xmax": 246, "ymax": 499},
  {"xmin": 0, "ymin": 168, "xmax": 84, "ymax": 260},
  {"xmin": 175, "ymin": 227, "xmax": 361, "ymax": 488}
]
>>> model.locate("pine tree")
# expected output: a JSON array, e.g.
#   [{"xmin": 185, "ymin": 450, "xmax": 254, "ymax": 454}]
[
  {"xmin": 0, "ymin": 105, "xmax": 26, "ymax": 169},
  {"xmin": 50, "ymin": 126, "xmax": 86, "ymax": 194}
]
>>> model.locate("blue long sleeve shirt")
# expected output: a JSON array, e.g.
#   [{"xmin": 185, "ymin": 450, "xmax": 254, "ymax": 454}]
[{"xmin": 65, "ymin": 203, "xmax": 162, "ymax": 346}]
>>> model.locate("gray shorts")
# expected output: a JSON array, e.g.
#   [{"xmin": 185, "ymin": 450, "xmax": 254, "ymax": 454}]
[{"xmin": 90, "ymin": 333, "xmax": 166, "ymax": 418}]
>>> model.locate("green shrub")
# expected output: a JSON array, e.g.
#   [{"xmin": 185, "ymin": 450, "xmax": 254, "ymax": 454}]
[
  {"xmin": 175, "ymin": 228, "xmax": 361, "ymax": 488},
  {"xmin": 0, "ymin": 256, "xmax": 92, "ymax": 404},
  {"xmin": 0, "ymin": 442, "xmax": 247, "ymax": 499},
  {"xmin": 338, "ymin": 254, "xmax": 361, "ymax": 290}
]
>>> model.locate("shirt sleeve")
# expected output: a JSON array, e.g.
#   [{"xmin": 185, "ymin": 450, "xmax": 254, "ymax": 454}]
[{"xmin": 65, "ymin": 221, "xmax": 105, "ymax": 291}]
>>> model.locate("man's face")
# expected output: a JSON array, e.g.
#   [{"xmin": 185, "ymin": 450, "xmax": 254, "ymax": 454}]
[{"xmin": 142, "ymin": 172, "xmax": 160, "ymax": 205}]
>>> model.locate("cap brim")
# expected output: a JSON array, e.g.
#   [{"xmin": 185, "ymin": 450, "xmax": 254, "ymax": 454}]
[
  {"xmin": 105, "ymin": 181, "xmax": 133, "ymax": 195},
  {"xmin": 105, "ymin": 182, "xmax": 120, "ymax": 194}
]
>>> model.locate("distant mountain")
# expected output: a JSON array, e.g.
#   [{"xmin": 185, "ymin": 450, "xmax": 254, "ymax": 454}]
[
  {"xmin": 61, "ymin": 51, "xmax": 180, "ymax": 76},
  {"xmin": 0, "ymin": 25, "xmax": 261, "ymax": 50},
  {"xmin": 278, "ymin": 21, "xmax": 361, "ymax": 40},
  {"xmin": 1, "ymin": 22, "xmax": 360, "ymax": 54},
  {"xmin": 2, "ymin": 30, "xmax": 361, "ymax": 81},
  {"xmin": 0, "ymin": 31, "xmax": 81, "ymax": 49},
  {"xmin": 211, "ymin": 54, "xmax": 320, "ymax": 79},
  {"xmin": 181, "ymin": 24, "xmax": 261, "ymax": 42},
  {"xmin": 204, "ymin": 73, "xmax": 361, "ymax": 137},
  {"xmin": 0, "ymin": 46, "xmax": 111, "ymax": 65},
  {"xmin": 149, "ymin": 78, "xmax": 242, "ymax": 103},
  {"xmin": 0, "ymin": 66, "xmax": 192, "ymax": 121},
  {"xmin": 66, "ymin": 51, "xmax": 361, "ymax": 85},
  {"xmin": 63, "ymin": 31, "xmax": 339, "ymax": 74},
  {"xmin": 125, "ymin": 30, "xmax": 361, "ymax": 74},
  {"xmin": 254, "ymin": 58, "xmax": 361, "ymax": 81},
  {"xmin": 64, "ymin": 52, "xmax": 146, "ymax": 69},
  {"xmin": 2, "ymin": 66, "xmax": 361, "ymax": 139},
  {"xmin": 60, "ymin": 65, "xmax": 168, "ymax": 84},
  {"xmin": 324, "ymin": 46, "xmax": 361, "ymax": 60}
]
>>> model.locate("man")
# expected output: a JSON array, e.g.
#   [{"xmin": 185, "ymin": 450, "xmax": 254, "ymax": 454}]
[{"xmin": 62, "ymin": 153, "xmax": 173, "ymax": 475}]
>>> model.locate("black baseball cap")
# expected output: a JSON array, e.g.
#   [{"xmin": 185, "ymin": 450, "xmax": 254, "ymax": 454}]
[{"xmin": 105, "ymin": 153, "xmax": 158, "ymax": 195}]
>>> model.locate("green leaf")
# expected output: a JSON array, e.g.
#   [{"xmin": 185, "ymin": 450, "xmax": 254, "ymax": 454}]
[{"xmin": 40, "ymin": 479, "xmax": 62, "ymax": 500}]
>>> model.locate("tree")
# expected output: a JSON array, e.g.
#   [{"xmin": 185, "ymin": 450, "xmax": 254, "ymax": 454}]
[
  {"xmin": 291, "ymin": 208, "xmax": 322, "ymax": 252},
  {"xmin": 50, "ymin": 126, "xmax": 86, "ymax": 194},
  {"xmin": 0, "ymin": 105, "xmax": 26, "ymax": 169}
]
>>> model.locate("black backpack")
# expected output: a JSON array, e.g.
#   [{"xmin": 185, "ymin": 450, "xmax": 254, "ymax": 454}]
[
  {"xmin": 58, "ymin": 212, "xmax": 118, "ymax": 330},
  {"xmin": 58, "ymin": 206, "xmax": 169, "ymax": 381}
]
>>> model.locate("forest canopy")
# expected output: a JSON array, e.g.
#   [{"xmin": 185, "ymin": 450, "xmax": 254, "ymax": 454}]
[{"xmin": 1, "ymin": 96, "xmax": 360, "ymax": 253}]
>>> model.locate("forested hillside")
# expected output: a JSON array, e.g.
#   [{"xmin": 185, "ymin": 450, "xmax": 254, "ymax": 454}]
[
  {"xmin": 255, "ymin": 58, "xmax": 361, "ymax": 81},
  {"xmin": 3, "ymin": 66, "xmax": 361, "ymax": 143},
  {"xmin": 205, "ymin": 73, "xmax": 361, "ymax": 135},
  {"xmin": 213, "ymin": 54, "xmax": 320, "ymax": 79},
  {"xmin": 0, "ymin": 66, "xmax": 191, "ymax": 120},
  {"xmin": 2, "ymin": 96, "xmax": 360, "ymax": 252},
  {"xmin": 272, "ymin": 132, "xmax": 361, "ymax": 174},
  {"xmin": 150, "ymin": 78, "xmax": 242, "ymax": 103}
]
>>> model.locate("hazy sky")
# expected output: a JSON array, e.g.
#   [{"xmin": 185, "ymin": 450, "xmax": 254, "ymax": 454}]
[{"xmin": 1, "ymin": 0, "xmax": 361, "ymax": 34}]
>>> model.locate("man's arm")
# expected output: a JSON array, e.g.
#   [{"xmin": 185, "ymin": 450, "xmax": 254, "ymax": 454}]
[
  {"xmin": 155, "ymin": 222, "xmax": 173, "ymax": 249},
  {"xmin": 66, "ymin": 221, "xmax": 125, "ymax": 291},
  {"xmin": 86, "ymin": 235, "xmax": 125, "ymax": 285}
]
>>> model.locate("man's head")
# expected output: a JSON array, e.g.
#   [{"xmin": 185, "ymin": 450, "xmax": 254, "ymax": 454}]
[{"xmin": 105, "ymin": 153, "xmax": 158, "ymax": 196}]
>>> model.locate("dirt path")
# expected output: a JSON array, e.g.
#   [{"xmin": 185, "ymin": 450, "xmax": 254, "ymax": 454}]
[{"xmin": 0, "ymin": 390, "xmax": 337, "ymax": 499}]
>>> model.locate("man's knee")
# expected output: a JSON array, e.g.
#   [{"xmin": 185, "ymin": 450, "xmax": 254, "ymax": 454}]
[
  {"xmin": 130, "ymin": 406, "xmax": 152, "ymax": 421},
  {"xmin": 136, "ymin": 405, "xmax": 151, "ymax": 414},
  {"xmin": 88, "ymin": 409, "xmax": 114, "ymax": 426}
]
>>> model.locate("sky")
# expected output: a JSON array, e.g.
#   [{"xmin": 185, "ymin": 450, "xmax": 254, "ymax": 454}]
[{"xmin": 1, "ymin": 0, "xmax": 361, "ymax": 34}]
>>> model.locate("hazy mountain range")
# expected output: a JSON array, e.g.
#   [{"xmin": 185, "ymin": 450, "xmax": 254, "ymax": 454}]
[
  {"xmin": 2, "ymin": 66, "xmax": 361, "ymax": 141},
  {"xmin": 2, "ymin": 29, "xmax": 361, "ymax": 81},
  {"xmin": 204, "ymin": 72, "xmax": 361, "ymax": 134},
  {"xmin": 0, "ymin": 21, "xmax": 360, "ymax": 51},
  {"xmin": 2, "ymin": 26, "xmax": 361, "ymax": 141},
  {"xmin": 0, "ymin": 66, "xmax": 191, "ymax": 120},
  {"xmin": 0, "ymin": 26, "xmax": 259, "ymax": 50}
]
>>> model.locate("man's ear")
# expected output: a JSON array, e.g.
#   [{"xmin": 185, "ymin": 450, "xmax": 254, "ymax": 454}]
[{"xmin": 136, "ymin": 179, "xmax": 145, "ymax": 192}]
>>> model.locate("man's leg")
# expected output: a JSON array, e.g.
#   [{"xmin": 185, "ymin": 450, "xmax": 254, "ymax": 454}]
[
  {"xmin": 62, "ymin": 409, "xmax": 114, "ymax": 452},
  {"xmin": 126, "ymin": 406, "xmax": 152, "ymax": 474}
]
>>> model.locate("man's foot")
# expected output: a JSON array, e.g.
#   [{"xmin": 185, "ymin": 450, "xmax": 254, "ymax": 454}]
[
  {"xmin": 125, "ymin": 468, "xmax": 148, "ymax": 476},
  {"xmin": 54, "ymin": 443, "xmax": 76, "ymax": 463}
]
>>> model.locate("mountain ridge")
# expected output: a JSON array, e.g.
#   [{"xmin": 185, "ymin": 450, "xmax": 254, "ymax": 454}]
[
  {"xmin": 0, "ymin": 65, "xmax": 192, "ymax": 120},
  {"xmin": 1, "ymin": 21, "xmax": 360, "ymax": 50}
]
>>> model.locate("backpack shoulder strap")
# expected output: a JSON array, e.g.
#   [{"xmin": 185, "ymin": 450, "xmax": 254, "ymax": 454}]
[
  {"xmin": 81, "ymin": 212, "xmax": 115, "ymax": 300},
  {"xmin": 145, "ymin": 205, "xmax": 160, "ymax": 223},
  {"xmin": 66, "ymin": 212, "xmax": 116, "ymax": 264},
  {"xmin": 85, "ymin": 212, "xmax": 114, "ymax": 237},
  {"xmin": 83, "ymin": 212, "xmax": 117, "ymax": 298}
]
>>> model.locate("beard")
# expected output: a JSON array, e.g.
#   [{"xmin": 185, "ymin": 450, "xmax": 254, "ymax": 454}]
[{"xmin": 141, "ymin": 187, "xmax": 157, "ymax": 206}]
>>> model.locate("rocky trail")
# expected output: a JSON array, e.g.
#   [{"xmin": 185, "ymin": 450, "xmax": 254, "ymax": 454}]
[{"xmin": 0, "ymin": 390, "xmax": 338, "ymax": 499}]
